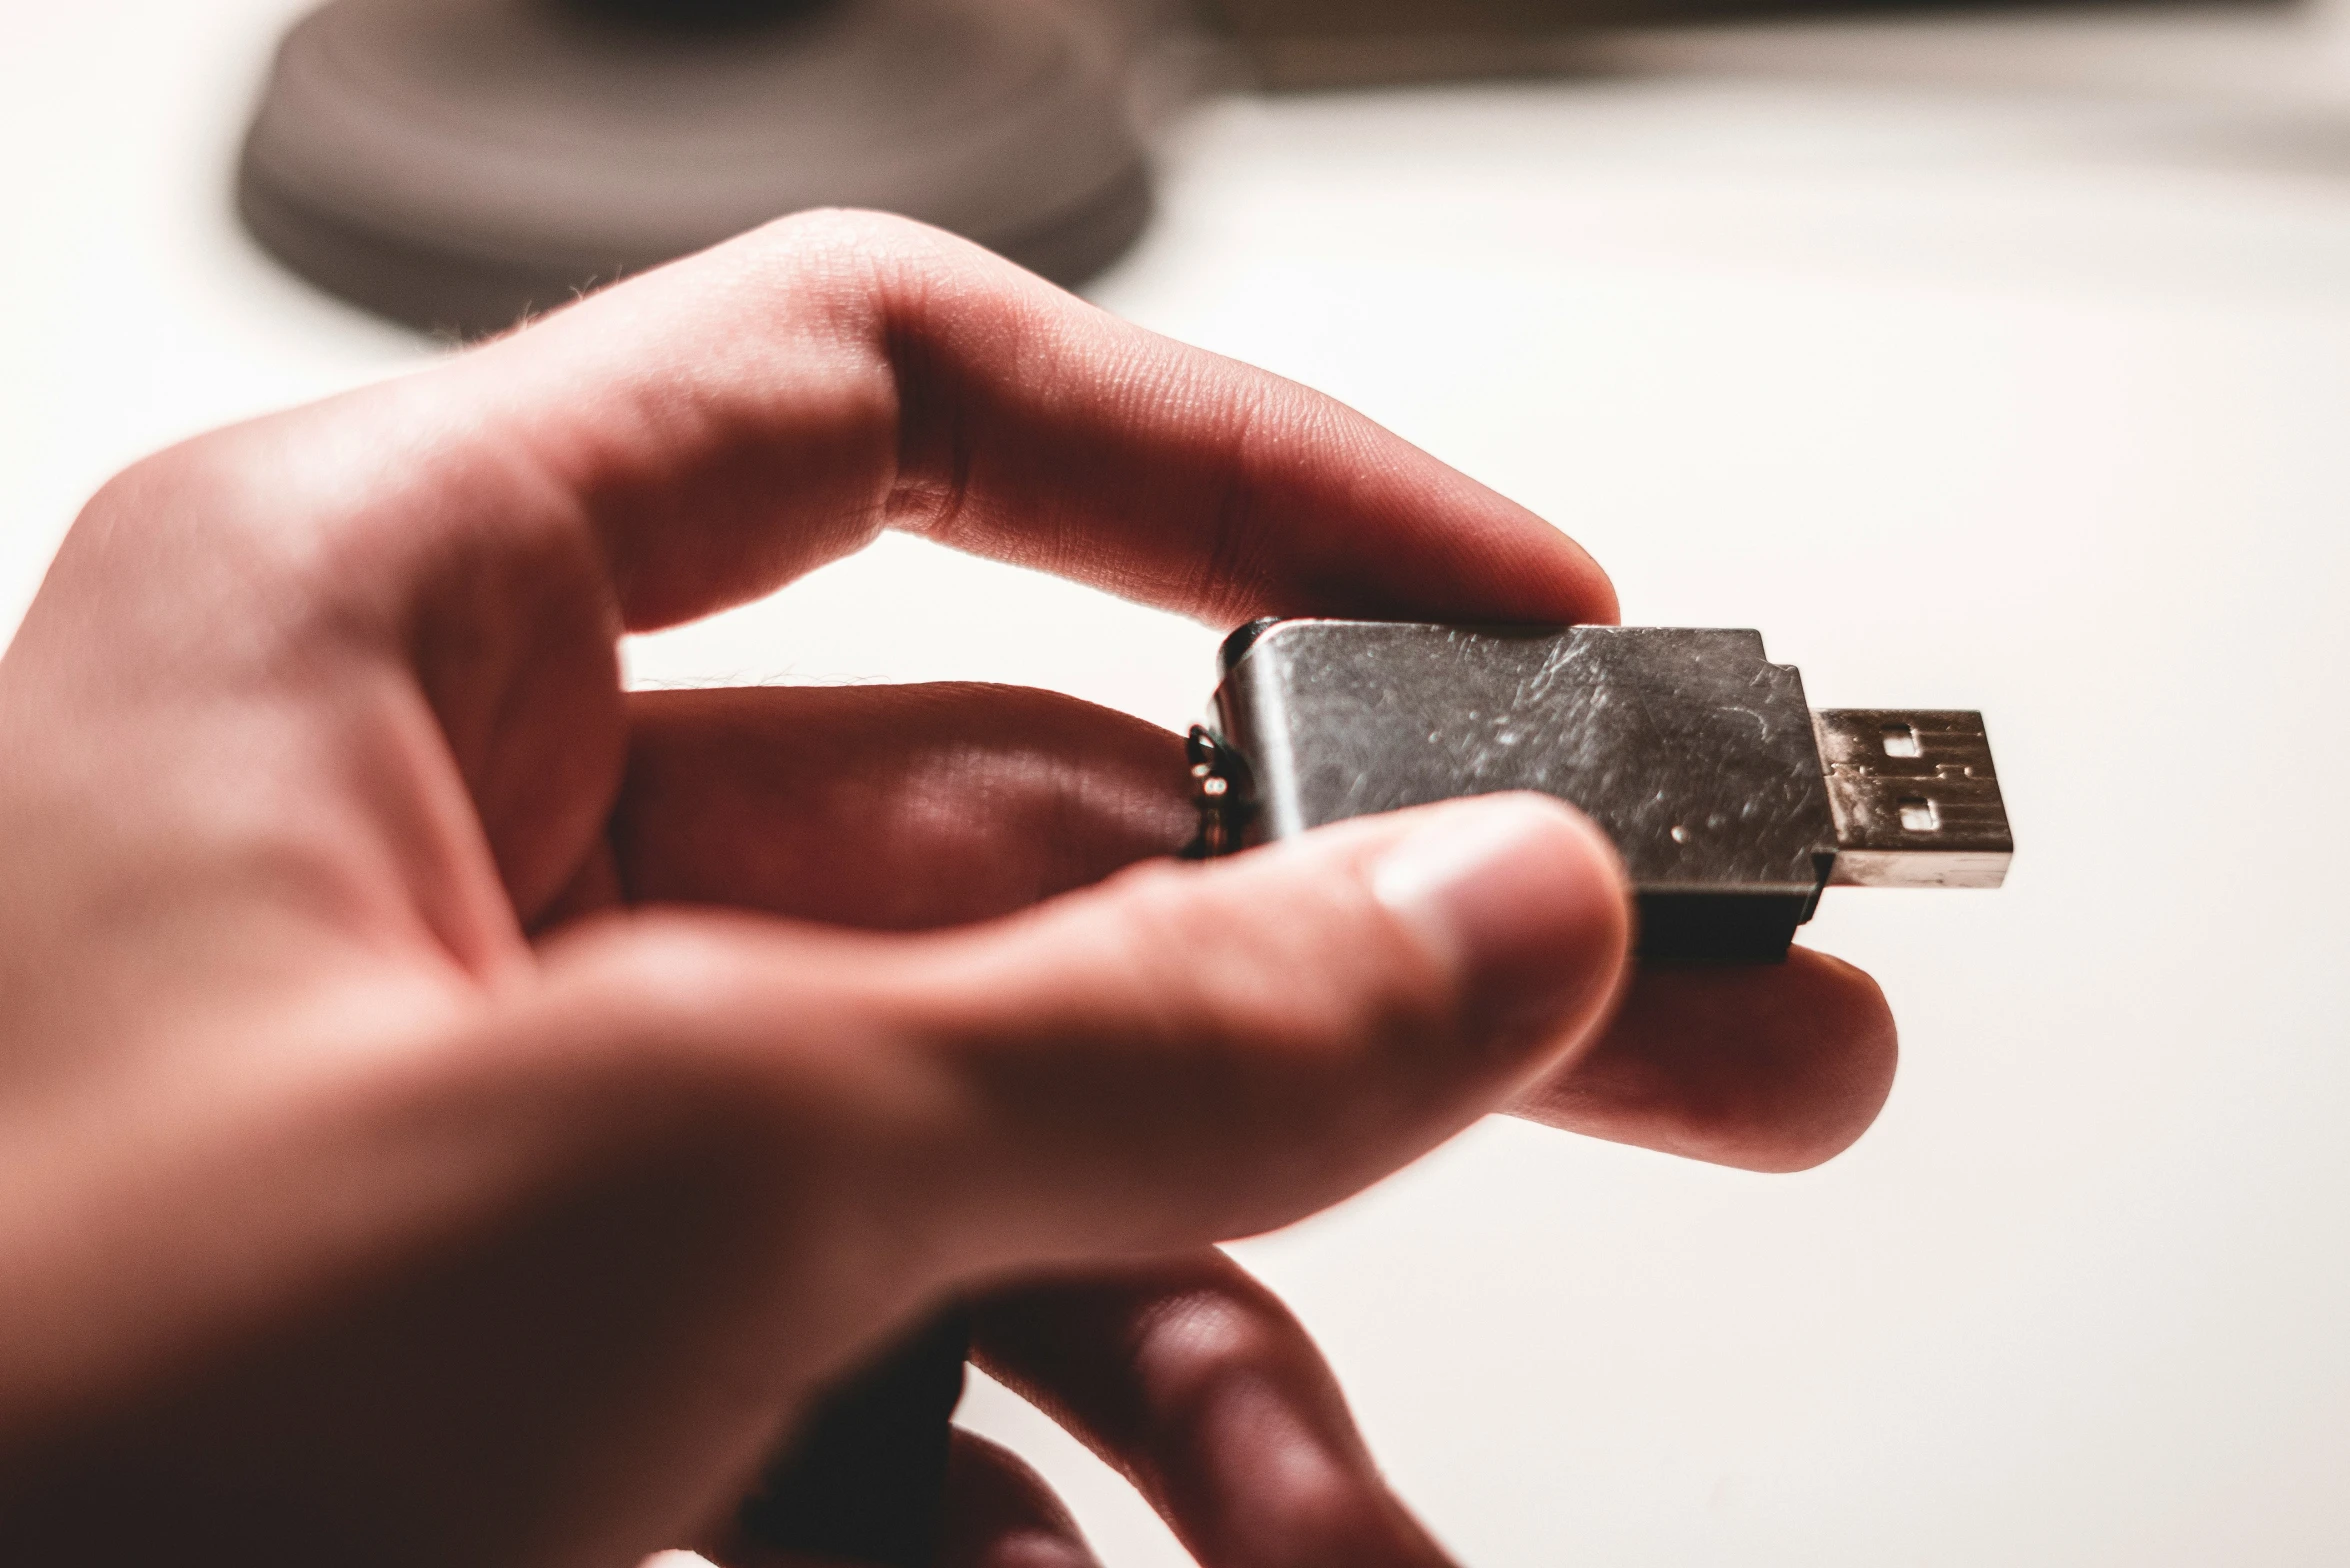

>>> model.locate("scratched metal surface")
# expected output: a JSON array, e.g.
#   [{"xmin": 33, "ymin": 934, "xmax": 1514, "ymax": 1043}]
[{"xmin": 1215, "ymin": 620, "xmax": 1837, "ymax": 896}]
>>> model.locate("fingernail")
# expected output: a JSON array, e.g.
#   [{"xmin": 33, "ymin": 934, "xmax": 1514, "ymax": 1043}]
[{"xmin": 1371, "ymin": 795, "xmax": 1629, "ymax": 1038}]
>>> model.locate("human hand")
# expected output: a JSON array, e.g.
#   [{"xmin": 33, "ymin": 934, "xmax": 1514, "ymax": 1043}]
[{"xmin": 0, "ymin": 212, "xmax": 1892, "ymax": 1567}]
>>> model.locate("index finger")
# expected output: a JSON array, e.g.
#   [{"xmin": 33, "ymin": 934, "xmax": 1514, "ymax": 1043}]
[{"xmin": 437, "ymin": 208, "xmax": 1617, "ymax": 632}]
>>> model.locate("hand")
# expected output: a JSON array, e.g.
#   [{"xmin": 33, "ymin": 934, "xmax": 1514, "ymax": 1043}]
[{"xmin": 0, "ymin": 211, "xmax": 1893, "ymax": 1567}]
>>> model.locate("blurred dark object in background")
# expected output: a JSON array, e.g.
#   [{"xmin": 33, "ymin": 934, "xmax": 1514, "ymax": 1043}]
[
  {"xmin": 1198, "ymin": 0, "xmax": 2289, "ymax": 87},
  {"xmin": 240, "ymin": 0, "xmax": 1154, "ymax": 337},
  {"xmin": 1203, "ymin": 0, "xmax": 1594, "ymax": 85},
  {"xmin": 239, "ymin": 0, "xmax": 2283, "ymax": 335}
]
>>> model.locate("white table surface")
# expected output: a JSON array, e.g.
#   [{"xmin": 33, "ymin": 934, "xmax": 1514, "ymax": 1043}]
[{"xmin": 6, "ymin": 3, "xmax": 2348, "ymax": 1563}]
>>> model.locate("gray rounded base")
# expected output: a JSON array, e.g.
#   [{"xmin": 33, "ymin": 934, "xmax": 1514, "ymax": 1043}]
[{"xmin": 239, "ymin": 0, "xmax": 1154, "ymax": 337}]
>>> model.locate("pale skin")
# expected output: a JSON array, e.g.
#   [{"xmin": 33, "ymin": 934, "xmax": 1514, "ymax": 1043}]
[{"xmin": 0, "ymin": 211, "xmax": 1895, "ymax": 1567}]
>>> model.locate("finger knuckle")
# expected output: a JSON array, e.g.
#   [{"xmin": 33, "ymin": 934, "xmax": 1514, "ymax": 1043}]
[
  {"xmin": 1098, "ymin": 858, "xmax": 1455, "ymax": 1066},
  {"xmin": 522, "ymin": 924, "xmax": 769, "ymax": 1104},
  {"xmin": 1133, "ymin": 1286, "xmax": 1298, "ymax": 1398},
  {"xmin": 739, "ymin": 208, "xmax": 980, "ymax": 301},
  {"xmin": 83, "ymin": 430, "xmax": 282, "ymax": 564},
  {"xmin": 1132, "ymin": 1294, "xmax": 1391, "ymax": 1567},
  {"xmin": 535, "ymin": 918, "xmax": 932, "ymax": 1157}
]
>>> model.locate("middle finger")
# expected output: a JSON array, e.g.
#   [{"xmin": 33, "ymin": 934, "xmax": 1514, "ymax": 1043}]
[{"xmin": 614, "ymin": 682, "xmax": 1190, "ymax": 930}]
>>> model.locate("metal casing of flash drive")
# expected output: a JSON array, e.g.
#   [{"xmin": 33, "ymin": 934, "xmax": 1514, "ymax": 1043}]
[{"xmin": 1206, "ymin": 619, "xmax": 2010, "ymax": 962}]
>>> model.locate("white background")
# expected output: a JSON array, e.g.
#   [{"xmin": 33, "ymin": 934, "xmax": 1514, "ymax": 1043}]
[{"xmin": 4, "ymin": 3, "xmax": 2348, "ymax": 1563}]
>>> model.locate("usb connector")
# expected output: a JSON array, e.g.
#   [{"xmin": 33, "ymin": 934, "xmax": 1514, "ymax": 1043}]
[
  {"xmin": 1200, "ymin": 621, "xmax": 2011, "ymax": 962},
  {"xmin": 1813, "ymin": 709, "xmax": 2011, "ymax": 889}
]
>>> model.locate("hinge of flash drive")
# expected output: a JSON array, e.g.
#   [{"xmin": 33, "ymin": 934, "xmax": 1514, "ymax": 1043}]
[
  {"xmin": 1180, "ymin": 724, "xmax": 1254, "ymax": 859},
  {"xmin": 1192, "ymin": 620, "xmax": 2011, "ymax": 962}
]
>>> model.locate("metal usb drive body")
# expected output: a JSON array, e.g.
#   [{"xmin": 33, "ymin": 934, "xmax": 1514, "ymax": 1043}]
[{"xmin": 1196, "ymin": 620, "xmax": 2011, "ymax": 963}]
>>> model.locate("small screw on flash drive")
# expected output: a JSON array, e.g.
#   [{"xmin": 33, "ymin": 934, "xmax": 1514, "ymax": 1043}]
[{"xmin": 1180, "ymin": 724, "xmax": 1253, "ymax": 860}]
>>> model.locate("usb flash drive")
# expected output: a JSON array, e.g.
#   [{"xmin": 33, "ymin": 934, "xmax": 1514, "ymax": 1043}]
[{"xmin": 1191, "ymin": 620, "xmax": 2012, "ymax": 963}]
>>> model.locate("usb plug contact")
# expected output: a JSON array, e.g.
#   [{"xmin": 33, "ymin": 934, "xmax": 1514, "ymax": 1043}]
[{"xmin": 1814, "ymin": 709, "xmax": 2011, "ymax": 889}]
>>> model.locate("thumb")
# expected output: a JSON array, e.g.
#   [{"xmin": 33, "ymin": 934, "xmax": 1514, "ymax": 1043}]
[
  {"xmin": 0, "ymin": 796, "xmax": 1622, "ymax": 1568},
  {"xmin": 538, "ymin": 793, "xmax": 1631, "ymax": 1289}
]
